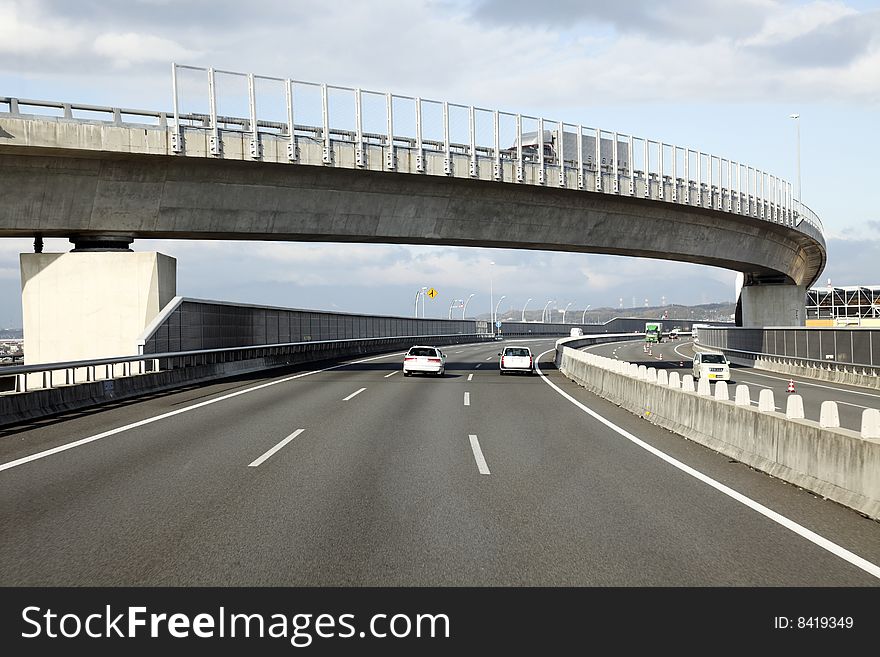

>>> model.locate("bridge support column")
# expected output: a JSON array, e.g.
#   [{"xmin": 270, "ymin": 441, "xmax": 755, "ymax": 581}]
[
  {"xmin": 20, "ymin": 250, "xmax": 176, "ymax": 369},
  {"xmin": 738, "ymin": 284, "xmax": 806, "ymax": 327}
]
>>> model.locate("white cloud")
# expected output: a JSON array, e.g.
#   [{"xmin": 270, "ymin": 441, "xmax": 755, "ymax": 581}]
[
  {"xmin": 92, "ymin": 32, "xmax": 203, "ymax": 69},
  {"xmin": 742, "ymin": 1, "xmax": 858, "ymax": 47},
  {"xmin": 0, "ymin": 1, "xmax": 84, "ymax": 55}
]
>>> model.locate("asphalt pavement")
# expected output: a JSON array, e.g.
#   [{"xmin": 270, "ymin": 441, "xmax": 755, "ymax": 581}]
[{"xmin": 0, "ymin": 338, "xmax": 878, "ymax": 585}]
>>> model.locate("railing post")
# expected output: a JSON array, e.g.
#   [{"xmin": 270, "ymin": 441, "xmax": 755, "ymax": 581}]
[
  {"xmin": 208, "ymin": 67, "xmax": 221, "ymax": 156},
  {"xmin": 576, "ymin": 125, "xmax": 584, "ymax": 190},
  {"xmin": 171, "ymin": 62, "xmax": 183, "ymax": 153},
  {"xmin": 247, "ymin": 73, "xmax": 261, "ymax": 160},
  {"xmin": 443, "ymin": 101, "xmax": 452, "ymax": 176},
  {"xmin": 355, "ymin": 88, "xmax": 365, "ymax": 168},
  {"xmin": 415, "ymin": 97, "xmax": 424, "ymax": 173},
  {"xmin": 322, "ymin": 83, "xmax": 333, "ymax": 165},
  {"xmin": 537, "ymin": 117, "xmax": 545, "ymax": 185},
  {"xmin": 515, "ymin": 114, "xmax": 523, "ymax": 183},
  {"xmin": 385, "ymin": 92, "xmax": 395, "ymax": 171},
  {"xmin": 493, "ymin": 110, "xmax": 501, "ymax": 181},
  {"xmin": 285, "ymin": 78, "xmax": 297, "ymax": 162},
  {"xmin": 468, "ymin": 105, "xmax": 477, "ymax": 178}
]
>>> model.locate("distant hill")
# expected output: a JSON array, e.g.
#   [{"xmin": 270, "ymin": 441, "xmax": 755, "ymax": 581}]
[
  {"xmin": 488, "ymin": 302, "xmax": 736, "ymax": 324},
  {"xmin": 0, "ymin": 329, "xmax": 23, "ymax": 339}
]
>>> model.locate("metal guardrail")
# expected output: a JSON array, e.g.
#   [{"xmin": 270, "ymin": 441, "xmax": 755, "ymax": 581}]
[
  {"xmin": 0, "ymin": 63, "xmax": 825, "ymax": 246},
  {"xmin": 0, "ymin": 333, "xmax": 490, "ymax": 394}
]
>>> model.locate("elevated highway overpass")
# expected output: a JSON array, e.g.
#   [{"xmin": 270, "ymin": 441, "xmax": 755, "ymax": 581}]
[{"xmin": 0, "ymin": 65, "xmax": 825, "ymax": 346}]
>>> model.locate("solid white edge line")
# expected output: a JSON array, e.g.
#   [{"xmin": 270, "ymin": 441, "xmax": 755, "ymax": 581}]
[
  {"xmin": 384, "ymin": 371, "xmax": 399, "ymax": 378},
  {"xmin": 468, "ymin": 434, "xmax": 490, "ymax": 475},
  {"xmin": 464, "ymin": 392, "xmax": 470, "ymax": 406},
  {"xmin": 248, "ymin": 428, "xmax": 305, "ymax": 468},
  {"xmin": 0, "ymin": 350, "xmax": 406, "ymax": 474},
  {"xmin": 535, "ymin": 348, "xmax": 880, "ymax": 581},
  {"xmin": 467, "ymin": 373, "xmax": 474, "ymax": 381},
  {"xmin": 343, "ymin": 387, "xmax": 367, "ymax": 401}
]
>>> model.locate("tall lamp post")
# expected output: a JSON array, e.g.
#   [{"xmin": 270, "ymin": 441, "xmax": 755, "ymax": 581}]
[
  {"xmin": 521, "ymin": 298, "xmax": 532, "ymax": 322},
  {"xmin": 489, "ymin": 261, "xmax": 495, "ymax": 335},
  {"xmin": 462, "ymin": 293, "xmax": 475, "ymax": 319},
  {"xmin": 421, "ymin": 286, "xmax": 427, "ymax": 318},
  {"xmin": 562, "ymin": 302, "xmax": 573, "ymax": 324},
  {"xmin": 448, "ymin": 299, "xmax": 459, "ymax": 320},
  {"xmin": 581, "ymin": 304, "xmax": 591, "ymax": 324},
  {"xmin": 494, "ymin": 295, "xmax": 506, "ymax": 329},
  {"xmin": 541, "ymin": 299, "xmax": 554, "ymax": 323},
  {"xmin": 413, "ymin": 288, "xmax": 423, "ymax": 318},
  {"xmin": 789, "ymin": 113, "xmax": 801, "ymax": 210}
]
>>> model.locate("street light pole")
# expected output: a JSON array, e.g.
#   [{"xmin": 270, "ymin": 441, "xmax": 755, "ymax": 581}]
[
  {"xmin": 413, "ymin": 289, "xmax": 422, "ymax": 318},
  {"xmin": 462, "ymin": 293, "xmax": 475, "ymax": 320},
  {"xmin": 542, "ymin": 299, "xmax": 554, "ymax": 323},
  {"xmin": 421, "ymin": 286, "xmax": 427, "ymax": 318},
  {"xmin": 562, "ymin": 302, "xmax": 573, "ymax": 323},
  {"xmin": 489, "ymin": 261, "xmax": 495, "ymax": 335},
  {"xmin": 494, "ymin": 295, "xmax": 506, "ymax": 328},
  {"xmin": 582, "ymin": 304, "xmax": 591, "ymax": 324},
  {"xmin": 522, "ymin": 298, "xmax": 532, "ymax": 322}
]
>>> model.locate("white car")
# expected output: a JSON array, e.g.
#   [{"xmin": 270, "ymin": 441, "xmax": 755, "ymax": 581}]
[
  {"xmin": 403, "ymin": 345, "xmax": 447, "ymax": 377},
  {"xmin": 692, "ymin": 351, "xmax": 730, "ymax": 381},
  {"xmin": 499, "ymin": 346, "xmax": 534, "ymax": 375}
]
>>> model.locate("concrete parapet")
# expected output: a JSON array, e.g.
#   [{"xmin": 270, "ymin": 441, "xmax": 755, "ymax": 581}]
[
  {"xmin": 714, "ymin": 380, "xmax": 729, "ymax": 401},
  {"xmin": 681, "ymin": 374, "xmax": 695, "ymax": 392},
  {"xmin": 557, "ymin": 345, "xmax": 880, "ymax": 521},
  {"xmin": 820, "ymin": 401, "xmax": 840, "ymax": 428},
  {"xmin": 786, "ymin": 395, "xmax": 805, "ymax": 420},
  {"xmin": 758, "ymin": 389, "xmax": 775, "ymax": 412},
  {"xmin": 638, "ymin": 365, "xmax": 648, "ymax": 380},
  {"xmin": 696, "ymin": 377, "xmax": 711, "ymax": 396},
  {"xmin": 646, "ymin": 367, "xmax": 657, "ymax": 383},
  {"xmin": 734, "ymin": 384, "xmax": 751, "ymax": 406},
  {"xmin": 657, "ymin": 370, "xmax": 669, "ymax": 386},
  {"xmin": 862, "ymin": 409, "xmax": 880, "ymax": 440}
]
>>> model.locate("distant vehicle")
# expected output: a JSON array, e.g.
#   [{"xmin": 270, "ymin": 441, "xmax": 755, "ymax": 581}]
[
  {"xmin": 669, "ymin": 328, "xmax": 680, "ymax": 340},
  {"xmin": 570, "ymin": 327, "xmax": 584, "ymax": 337},
  {"xmin": 494, "ymin": 333, "xmax": 504, "ymax": 341},
  {"xmin": 403, "ymin": 345, "xmax": 446, "ymax": 377},
  {"xmin": 645, "ymin": 322, "xmax": 662, "ymax": 343},
  {"xmin": 692, "ymin": 352, "xmax": 730, "ymax": 381},
  {"xmin": 499, "ymin": 346, "xmax": 534, "ymax": 375}
]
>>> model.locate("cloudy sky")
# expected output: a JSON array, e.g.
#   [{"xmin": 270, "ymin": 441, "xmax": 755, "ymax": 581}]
[{"xmin": 1, "ymin": 0, "xmax": 878, "ymax": 326}]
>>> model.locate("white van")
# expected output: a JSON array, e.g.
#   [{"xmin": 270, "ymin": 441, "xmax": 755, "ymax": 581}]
[
  {"xmin": 570, "ymin": 327, "xmax": 584, "ymax": 337},
  {"xmin": 692, "ymin": 351, "xmax": 730, "ymax": 381}
]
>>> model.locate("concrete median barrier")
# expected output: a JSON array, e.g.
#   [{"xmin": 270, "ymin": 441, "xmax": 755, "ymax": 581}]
[{"xmin": 557, "ymin": 344, "xmax": 880, "ymax": 521}]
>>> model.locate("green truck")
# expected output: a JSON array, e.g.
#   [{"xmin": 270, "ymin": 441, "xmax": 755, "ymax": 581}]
[{"xmin": 645, "ymin": 322, "xmax": 662, "ymax": 343}]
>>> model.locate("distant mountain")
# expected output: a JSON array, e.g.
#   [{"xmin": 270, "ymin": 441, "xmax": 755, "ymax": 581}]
[{"xmin": 488, "ymin": 302, "xmax": 736, "ymax": 324}]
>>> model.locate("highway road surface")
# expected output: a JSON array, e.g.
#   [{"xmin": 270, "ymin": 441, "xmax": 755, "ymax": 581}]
[{"xmin": 0, "ymin": 338, "xmax": 878, "ymax": 585}]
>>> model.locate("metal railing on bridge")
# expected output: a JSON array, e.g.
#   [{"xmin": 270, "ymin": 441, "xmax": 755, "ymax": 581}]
[{"xmin": 0, "ymin": 63, "xmax": 825, "ymax": 247}]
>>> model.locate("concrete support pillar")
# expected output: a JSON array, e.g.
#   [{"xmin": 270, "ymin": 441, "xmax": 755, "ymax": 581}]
[
  {"xmin": 20, "ymin": 251, "xmax": 176, "ymax": 366},
  {"xmin": 739, "ymin": 283, "xmax": 806, "ymax": 327}
]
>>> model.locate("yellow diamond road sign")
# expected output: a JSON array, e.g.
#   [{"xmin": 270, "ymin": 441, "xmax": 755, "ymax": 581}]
[{"xmin": 427, "ymin": 288, "xmax": 438, "ymax": 299}]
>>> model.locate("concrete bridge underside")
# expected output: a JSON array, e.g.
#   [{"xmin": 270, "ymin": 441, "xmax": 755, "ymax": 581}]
[{"xmin": 0, "ymin": 148, "xmax": 824, "ymax": 289}]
